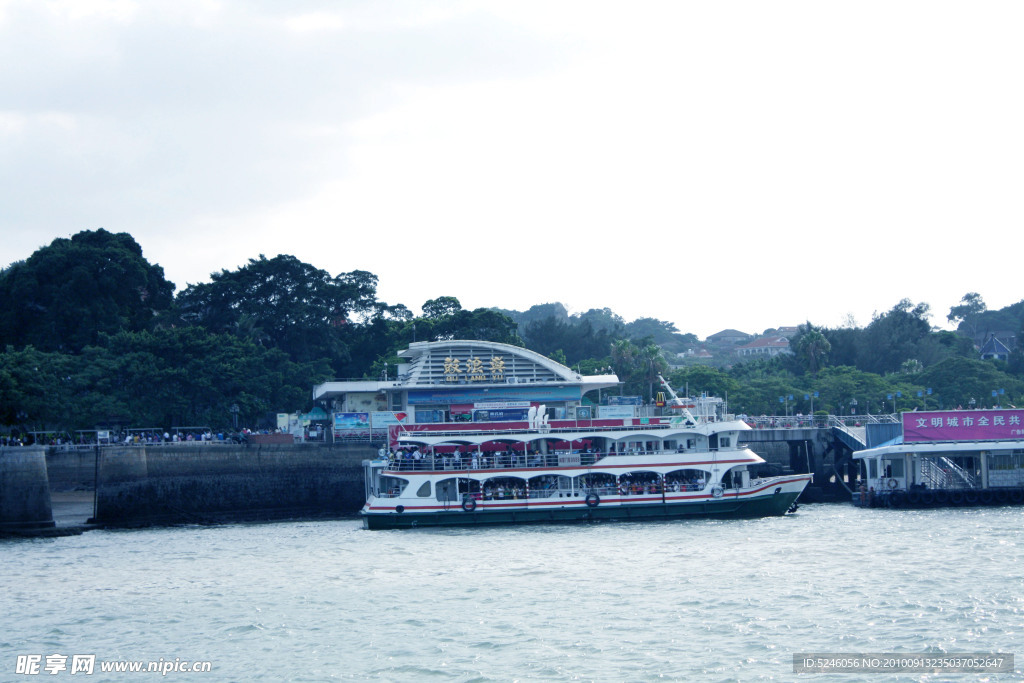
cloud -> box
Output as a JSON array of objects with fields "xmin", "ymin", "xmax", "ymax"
[
  {"xmin": 0, "ymin": 1, "xmax": 563, "ymax": 268},
  {"xmin": 2, "ymin": 0, "xmax": 1023, "ymax": 338}
]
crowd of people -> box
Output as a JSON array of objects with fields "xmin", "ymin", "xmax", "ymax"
[
  {"xmin": 382, "ymin": 445, "xmax": 608, "ymax": 471},
  {"xmin": 0, "ymin": 427, "xmax": 291, "ymax": 447}
]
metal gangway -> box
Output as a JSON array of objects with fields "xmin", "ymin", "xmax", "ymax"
[{"xmin": 920, "ymin": 456, "xmax": 977, "ymax": 489}]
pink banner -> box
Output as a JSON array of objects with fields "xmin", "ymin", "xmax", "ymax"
[{"xmin": 903, "ymin": 409, "xmax": 1024, "ymax": 442}]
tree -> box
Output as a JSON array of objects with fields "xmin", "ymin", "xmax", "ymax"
[
  {"xmin": 414, "ymin": 307, "xmax": 521, "ymax": 346},
  {"xmin": 422, "ymin": 296, "xmax": 462, "ymax": 318},
  {"xmin": 574, "ymin": 308, "xmax": 625, "ymax": 335},
  {"xmin": 668, "ymin": 365, "xmax": 741, "ymax": 400},
  {"xmin": 792, "ymin": 323, "xmax": 832, "ymax": 374},
  {"xmin": 522, "ymin": 316, "xmax": 572, "ymax": 358},
  {"xmin": 858, "ymin": 299, "xmax": 933, "ymax": 374},
  {"xmin": 522, "ymin": 316, "xmax": 619, "ymax": 365},
  {"xmin": 948, "ymin": 292, "xmax": 987, "ymax": 339},
  {"xmin": 625, "ymin": 317, "xmax": 698, "ymax": 355},
  {"xmin": 175, "ymin": 255, "xmax": 376, "ymax": 368},
  {"xmin": 639, "ymin": 342, "xmax": 669, "ymax": 402},
  {"xmin": 82, "ymin": 328, "xmax": 330, "ymax": 429},
  {"xmin": 0, "ymin": 345, "xmax": 78, "ymax": 430},
  {"xmin": 900, "ymin": 359, "xmax": 924, "ymax": 374},
  {"xmin": 918, "ymin": 357, "xmax": 1023, "ymax": 410},
  {"xmin": 0, "ymin": 229, "xmax": 175, "ymax": 353}
]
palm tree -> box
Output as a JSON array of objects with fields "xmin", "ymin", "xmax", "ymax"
[
  {"xmin": 794, "ymin": 324, "xmax": 831, "ymax": 374},
  {"xmin": 639, "ymin": 343, "xmax": 669, "ymax": 402}
]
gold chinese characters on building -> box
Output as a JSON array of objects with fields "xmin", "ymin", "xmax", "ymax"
[{"xmin": 444, "ymin": 356, "xmax": 505, "ymax": 382}]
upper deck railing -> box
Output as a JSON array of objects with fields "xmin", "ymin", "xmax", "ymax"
[{"xmin": 742, "ymin": 413, "xmax": 899, "ymax": 430}]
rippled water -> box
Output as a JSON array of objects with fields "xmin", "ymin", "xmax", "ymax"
[{"xmin": 3, "ymin": 505, "xmax": 1024, "ymax": 681}]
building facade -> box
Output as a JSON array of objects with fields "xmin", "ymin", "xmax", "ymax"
[{"xmin": 312, "ymin": 340, "xmax": 619, "ymax": 438}]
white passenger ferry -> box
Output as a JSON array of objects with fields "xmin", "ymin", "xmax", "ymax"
[{"xmin": 360, "ymin": 400, "xmax": 811, "ymax": 529}]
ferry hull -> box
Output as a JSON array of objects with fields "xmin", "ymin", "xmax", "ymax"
[{"xmin": 361, "ymin": 487, "xmax": 803, "ymax": 530}]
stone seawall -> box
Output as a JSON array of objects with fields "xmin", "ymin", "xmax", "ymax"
[
  {"xmin": 46, "ymin": 447, "xmax": 98, "ymax": 491},
  {"xmin": 95, "ymin": 443, "xmax": 374, "ymax": 525},
  {"xmin": 0, "ymin": 447, "xmax": 55, "ymax": 531}
]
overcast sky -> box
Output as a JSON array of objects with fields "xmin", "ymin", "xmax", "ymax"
[{"xmin": 2, "ymin": 0, "xmax": 1022, "ymax": 339}]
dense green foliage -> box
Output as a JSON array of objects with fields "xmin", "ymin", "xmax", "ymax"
[
  {"xmin": 0, "ymin": 230, "xmax": 175, "ymax": 353},
  {"xmin": 2, "ymin": 230, "xmax": 1023, "ymax": 436}
]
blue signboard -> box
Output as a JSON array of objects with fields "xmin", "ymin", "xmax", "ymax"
[
  {"xmin": 607, "ymin": 395, "xmax": 643, "ymax": 406},
  {"xmin": 472, "ymin": 408, "xmax": 529, "ymax": 422}
]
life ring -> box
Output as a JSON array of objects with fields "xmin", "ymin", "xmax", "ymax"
[
  {"xmin": 711, "ymin": 486, "xmax": 724, "ymax": 499},
  {"xmin": 462, "ymin": 497, "xmax": 477, "ymax": 512},
  {"xmin": 585, "ymin": 493, "xmax": 600, "ymax": 508},
  {"xmin": 888, "ymin": 478, "xmax": 899, "ymax": 489}
]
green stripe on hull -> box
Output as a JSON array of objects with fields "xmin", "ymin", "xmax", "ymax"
[{"xmin": 362, "ymin": 492, "xmax": 800, "ymax": 530}]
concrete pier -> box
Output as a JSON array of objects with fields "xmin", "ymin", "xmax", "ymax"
[
  {"xmin": 93, "ymin": 443, "xmax": 373, "ymax": 525},
  {"xmin": 0, "ymin": 447, "xmax": 55, "ymax": 532}
]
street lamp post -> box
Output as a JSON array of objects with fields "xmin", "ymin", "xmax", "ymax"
[
  {"xmin": 779, "ymin": 396, "xmax": 790, "ymax": 419},
  {"xmin": 230, "ymin": 404, "xmax": 240, "ymax": 431},
  {"xmin": 804, "ymin": 391, "xmax": 819, "ymax": 417},
  {"xmin": 598, "ymin": 366, "xmax": 612, "ymax": 405}
]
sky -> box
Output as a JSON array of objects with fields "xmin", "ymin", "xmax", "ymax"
[{"xmin": 2, "ymin": 0, "xmax": 1022, "ymax": 340}]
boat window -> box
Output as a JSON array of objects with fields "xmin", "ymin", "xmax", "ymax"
[
  {"xmin": 720, "ymin": 436, "xmax": 731, "ymax": 447},
  {"xmin": 617, "ymin": 472, "xmax": 663, "ymax": 494},
  {"xmin": 664, "ymin": 468, "xmax": 710, "ymax": 492},
  {"xmin": 723, "ymin": 466, "xmax": 749, "ymax": 488},
  {"xmin": 989, "ymin": 452, "xmax": 1024, "ymax": 470},
  {"xmin": 482, "ymin": 476, "xmax": 527, "ymax": 500},
  {"xmin": 380, "ymin": 476, "xmax": 409, "ymax": 497},
  {"xmin": 435, "ymin": 478, "xmax": 458, "ymax": 502},
  {"xmin": 868, "ymin": 460, "xmax": 877, "ymax": 479},
  {"xmin": 528, "ymin": 474, "xmax": 572, "ymax": 498},
  {"xmin": 417, "ymin": 481, "xmax": 431, "ymax": 497},
  {"xmin": 577, "ymin": 473, "xmax": 616, "ymax": 495},
  {"xmin": 883, "ymin": 459, "xmax": 904, "ymax": 478}
]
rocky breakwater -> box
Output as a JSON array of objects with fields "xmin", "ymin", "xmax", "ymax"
[
  {"xmin": 0, "ymin": 446, "xmax": 55, "ymax": 532},
  {"xmin": 95, "ymin": 442, "xmax": 374, "ymax": 526}
]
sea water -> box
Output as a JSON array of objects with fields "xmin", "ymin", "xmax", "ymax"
[{"xmin": 2, "ymin": 505, "xmax": 1023, "ymax": 681}]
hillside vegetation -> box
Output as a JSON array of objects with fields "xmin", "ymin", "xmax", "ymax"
[{"xmin": 2, "ymin": 230, "xmax": 1022, "ymax": 436}]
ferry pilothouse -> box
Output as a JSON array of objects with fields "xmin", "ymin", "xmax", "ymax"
[{"xmin": 360, "ymin": 396, "xmax": 811, "ymax": 529}]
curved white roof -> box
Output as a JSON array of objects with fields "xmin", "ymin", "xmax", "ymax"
[
  {"xmin": 312, "ymin": 339, "xmax": 618, "ymax": 402},
  {"xmin": 397, "ymin": 340, "xmax": 585, "ymax": 386}
]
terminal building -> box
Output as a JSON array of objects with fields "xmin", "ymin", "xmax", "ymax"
[{"xmin": 312, "ymin": 340, "xmax": 620, "ymax": 438}]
